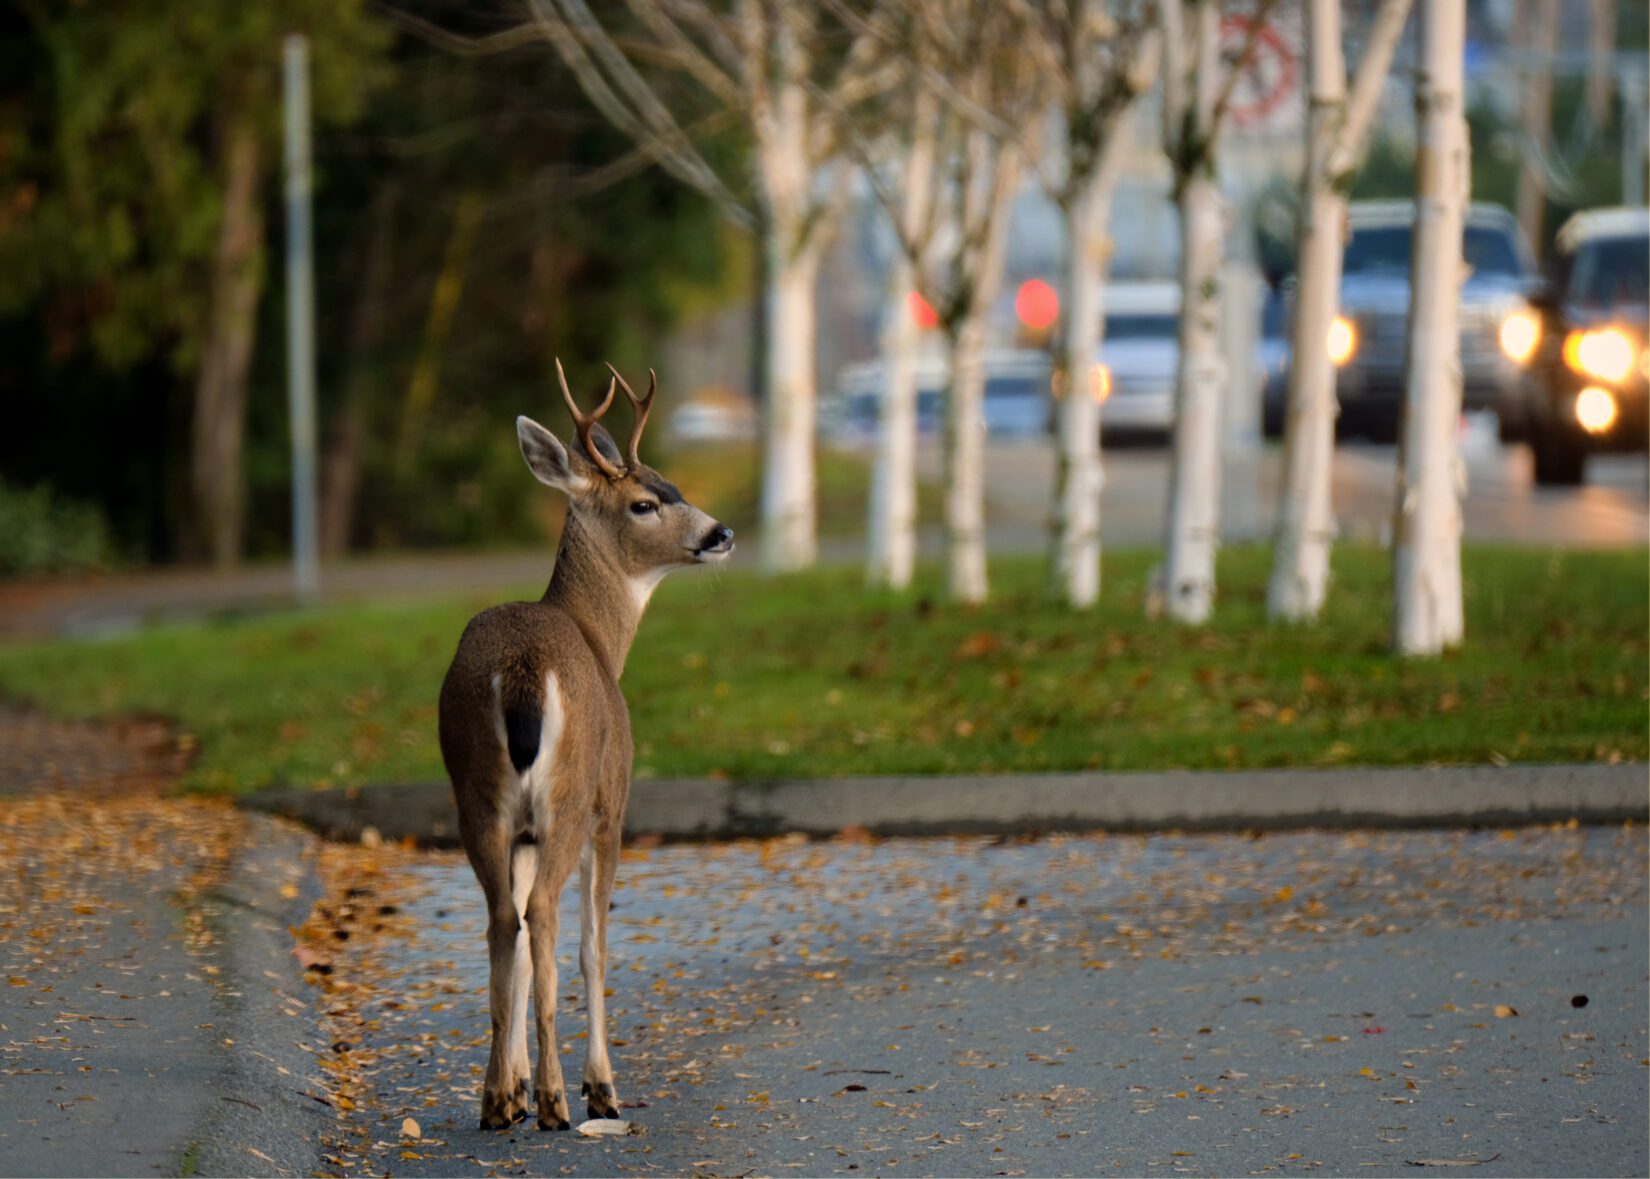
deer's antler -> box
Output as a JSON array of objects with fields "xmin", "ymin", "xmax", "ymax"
[
  {"xmin": 605, "ymin": 363, "xmax": 657, "ymax": 471},
  {"xmin": 555, "ymin": 358, "xmax": 625, "ymax": 481}
]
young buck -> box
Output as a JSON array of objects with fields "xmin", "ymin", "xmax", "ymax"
[{"xmin": 438, "ymin": 362, "xmax": 733, "ymax": 1130}]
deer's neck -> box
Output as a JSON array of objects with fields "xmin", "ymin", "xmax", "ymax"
[{"xmin": 542, "ymin": 514, "xmax": 653, "ymax": 679}]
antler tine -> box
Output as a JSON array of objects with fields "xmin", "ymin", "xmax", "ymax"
[
  {"xmin": 606, "ymin": 363, "xmax": 657, "ymax": 471},
  {"xmin": 555, "ymin": 358, "xmax": 624, "ymax": 480}
]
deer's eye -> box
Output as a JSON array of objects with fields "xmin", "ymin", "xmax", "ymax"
[{"xmin": 629, "ymin": 500, "xmax": 658, "ymax": 516}]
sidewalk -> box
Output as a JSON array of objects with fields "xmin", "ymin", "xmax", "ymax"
[
  {"xmin": 0, "ymin": 549, "xmax": 553, "ymax": 641},
  {"xmin": 0, "ymin": 708, "xmax": 331, "ymax": 1179}
]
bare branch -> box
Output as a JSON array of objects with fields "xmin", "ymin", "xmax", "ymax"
[
  {"xmin": 621, "ymin": 0, "xmax": 744, "ymax": 106},
  {"xmin": 818, "ymin": 0, "xmax": 1015, "ymax": 139},
  {"xmin": 526, "ymin": 0, "xmax": 755, "ymax": 227},
  {"xmin": 655, "ymin": 0, "xmax": 744, "ymax": 74},
  {"xmin": 1158, "ymin": 0, "xmax": 1189, "ymax": 145},
  {"xmin": 382, "ymin": 9, "xmax": 546, "ymax": 56},
  {"xmin": 1330, "ymin": 0, "xmax": 1414, "ymax": 175}
]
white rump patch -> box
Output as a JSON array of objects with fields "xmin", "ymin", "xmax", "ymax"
[{"xmin": 493, "ymin": 671, "xmax": 564, "ymax": 845}]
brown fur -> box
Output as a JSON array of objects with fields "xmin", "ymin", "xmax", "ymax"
[{"xmin": 438, "ymin": 384, "xmax": 730, "ymax": 1130}]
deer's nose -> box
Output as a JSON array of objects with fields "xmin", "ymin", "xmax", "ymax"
[{"xmin": 699, "ymin": 524, "xmax": 734, "ymax": 554}]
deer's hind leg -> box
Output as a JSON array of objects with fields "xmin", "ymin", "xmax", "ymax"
[
  {"xmin": 579, "ymin": 819, "xmax": 623, "ymax": 1118},
  {"xmin": 461, "ymin": 807, "xmax": 531, "ymax": 1129},
  {"xmin": 526, "ymin": 817, "xmax": 585, "ymax": 1130}
]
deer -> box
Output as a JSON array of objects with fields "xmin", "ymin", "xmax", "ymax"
[{"xmin": 438, "ymin": 361, "xmax": 733, "ymax": 1131}]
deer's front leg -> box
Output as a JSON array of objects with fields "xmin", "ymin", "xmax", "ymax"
[
  {"xmin": 527, "ymin": 858, "xmax": 574, "ymax": 1130},
  {"xmin": 579, "ymin": 829, "xmax": 623, "ymax": 1118}
]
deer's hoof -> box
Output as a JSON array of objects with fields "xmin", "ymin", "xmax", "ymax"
[
  {"xmin": 479, "ymin": 1080, "xmax": 529, "ymax": 1129},
  {"xmin": 582, "ymin": 1079, "xmax": 622, "ymax": 1120},
  {"xmin": 536, "ymin": 1087, "xmax": 571, "ymax": 1131}
]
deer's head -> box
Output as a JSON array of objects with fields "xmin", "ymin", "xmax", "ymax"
[{"xmin": 516, "ymin": 362, "xmax": 734, "ymax": 587}]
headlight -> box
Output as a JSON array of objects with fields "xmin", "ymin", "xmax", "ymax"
[
  {"xmin": 1565, "ymin": 328, "xmax": 1636, "ymax": 383},
  {"xmin": 1498, "ymin": 310, "xmax": 1541, "ymax": 364},
  {"xmin": 1574, "ymin": 386, "xmax": 1618, "ymax": 434},
  {"xmin": 1089, "ymin": 363, "xmax": 1112, "ymax": 403},
  {"xmin": 1327, "ymin": 316, "xmax": 1357, "ymax": 366}
]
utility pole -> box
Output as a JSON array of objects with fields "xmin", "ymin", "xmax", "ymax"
[{"xmin": 284, "ymin": 33, "xmax": 320, "ymax": 603}]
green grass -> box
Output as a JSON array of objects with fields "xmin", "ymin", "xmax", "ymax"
[{"xmin": 0, "ymin": 545, "xmax": 1643, "ymax": 793}]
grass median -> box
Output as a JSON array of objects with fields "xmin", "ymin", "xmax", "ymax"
[{"xmin": 0, "ymin": 544, "xmax": 1642, "ymax": 793}]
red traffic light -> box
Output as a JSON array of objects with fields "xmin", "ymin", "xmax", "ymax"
[{"xmin": 1015, "ymin": 279, "xmax": 1059, "ymax": 331}]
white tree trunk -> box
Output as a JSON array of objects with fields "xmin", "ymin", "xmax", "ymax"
[
  {"xmin": 1393, "ymin": 0, "xmax": 1468, "ymax": 655},
  {"xmin": 944, "ymin": 310, "xmax": 990, "ymax": 602},
  {"xmin": 1268, "ymin": 0, "xmax": 1348, "ymax": 621},
  {"xmin": 1159, "ymin": 171, "xmax": 1226, "ymax": 623},
  {"xmin": 1051, "ymin": 178, "xmax": 1115, "ymax": 608},
  {"xmin": 867, "ymin": 254, "xmax": 922, "ymax": 588},
  {"xmin": 753, "ymin": 69, "xmax": 824, "ymax": 576},
  {"xmin": 867, "ymin": 103, "xmax": 938, "ymax": 590},
  {"xmin": 942, "ymin": 140, "xmax": 1021, "ymax": 604},
  {"xmin": 760, "ymin": 231, "xmax": 821, "ymax": 573}
]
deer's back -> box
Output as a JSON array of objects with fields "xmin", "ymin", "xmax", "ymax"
[{"xmin": 438, "ymin": 601, "xmax": 629, "ymax": 809}]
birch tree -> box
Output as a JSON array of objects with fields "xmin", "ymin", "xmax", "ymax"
[
  {"xmin": 924, "ymin": 2, "xmax": 1045, "ymax": 603},
  {"xmin": 1154, "ymin": 0, "xmax": 1277, "ymax": 623},
  {"xmin": 526, "ymin": 0, "xmax": 887, "ymax": 573},
  {"xmin": 1034, "ymin": 0, "xmax": 1158, "ymax": 608},
  {"xmin": 864, "ymin": 78, "xmax": 941, "ymax": 591},
  {"xmin": 1392, "ymin": 0, "xmax": 1468, "ymax": 655},
  {"xmin": 1266, "ymin": 0, "xmax": 1412, "ymax": 622},
  {"xmin": 842, "ymin": 0, "xmax": 1045, "ymax": 602}
]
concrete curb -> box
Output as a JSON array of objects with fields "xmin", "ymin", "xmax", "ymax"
[
  {"xmin": 243, "ymin": 763, "xmax": 1649, "ymax": 846},
  {"xmin": 193, "ymin": 812, "xmax": 332, "ymax": 1179}
]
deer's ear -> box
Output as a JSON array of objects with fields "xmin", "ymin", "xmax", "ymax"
[
  {"xmin": 577, "ymin": 422, "xmax": 626, "ymax": 472},
  {"xmin": 517, "ymin": 416, "xmax": 592, "ymax": 495}
]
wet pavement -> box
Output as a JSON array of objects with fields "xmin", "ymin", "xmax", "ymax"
[{"xmin": 319, "ymin": 824, "xmax": 1648, "ymax": 1178}]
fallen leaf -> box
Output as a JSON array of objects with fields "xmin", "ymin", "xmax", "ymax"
[
  {"xmin": 576, "ymin": 1118, "xmax": 637, "ymax": 1137},
  {"xmin": 292, "ymin": 945, "xmax": 331, "ymax": 972},
  {"xmin": 1493, "ymin": 1005, "xmax": 1518, "ymax": 1019},
  {"xmin": 401, "ymin": 1117, "xmax": 421, "ymax": 1140},
  {"xmin": 1406, "ymin": 1153, "xmax": 1502, "ymax": 1167}
]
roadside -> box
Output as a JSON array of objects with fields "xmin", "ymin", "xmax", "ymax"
[
  {"xmin": 2, "ymin": 440, "xmax": 1643, "ymax": 644},
  {"xmin": 0, "ymin": 706, "xmax": 333, "ymax": 1179},
  {"xmin": 245, "ymin": 762, "xmax": 1650, "ymax": 847},
  {"xmin": 3, "ymin": 546, "xmax": 1643, "ymax": 793},
  {"xmin": 309, "ymin": 823, "xmax": 1649, "ymax": 1178}
]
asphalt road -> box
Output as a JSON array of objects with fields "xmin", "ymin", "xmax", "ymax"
[
  {"xmin": 323, "ymin": 824, "xmax": 1649, "ymax": 1178},
  {"xmin": 970, "ymin": 426, "xmax": 1649, "ymax": 554}
]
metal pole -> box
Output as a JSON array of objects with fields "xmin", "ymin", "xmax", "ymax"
[
  {"xmin": 1622, "ymin": 65, "xmax": 1647, "ymax": 207},
  {"xmin": 284, "ymin": 33, "xmax": 320, "ymax": 602}
]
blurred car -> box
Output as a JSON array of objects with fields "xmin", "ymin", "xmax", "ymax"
[
  {"xmin": 1090, "ymin": 282, "xmax": 1180, "ymax": 440},
  {"xmin": 828, "ymin": 349, "xmax": 1052, "ymax": 443},
  {"xmin": 1256, "ymin": 284, "xmax": 1291, "ymax": 436},
  {"xmin": 665, "ymin": 397, "xmax": 758, "ymax": 443},
  {"xmin": 1508, "ymin": 207, "xmax": 1649, "ymax": 485},
  {"xmin": 1265, "ymin": 200, "xmax": 1539, "ymax": 441}
]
